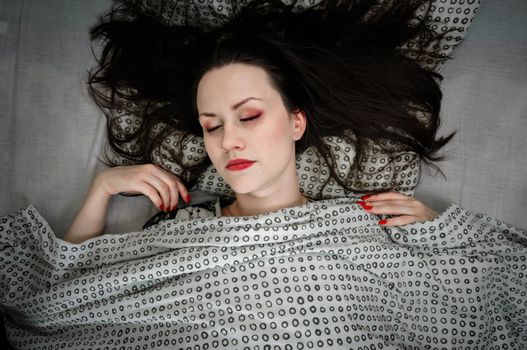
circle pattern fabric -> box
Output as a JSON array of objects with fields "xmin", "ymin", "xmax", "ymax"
[{"xmin": 1, "ymin": 199, "xmax": 526, "ymax": 349}]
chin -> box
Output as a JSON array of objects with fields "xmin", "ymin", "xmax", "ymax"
[
  {"xmin": 224, "ymin": 177, "xmax": 262, "ymax": 195},
  {"xmin": 226, "ymin": 183, "xmax": 258, "ymax": 195}
]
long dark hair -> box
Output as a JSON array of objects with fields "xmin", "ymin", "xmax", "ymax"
[{"xmin": 87, "ymin": 0, "xmax": 456, "ymax": 194}]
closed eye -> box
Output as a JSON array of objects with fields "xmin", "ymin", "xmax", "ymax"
[
  {"xmin": 205, "ymin": 114, "xmax": 261, "ymax": 133},
  {"xmin": 241, "ymin": 114, "xmax": 261, "ymax": 122},
  {"xmin": 206, "ymin": 125, "xmax": 221, "ymax": 133}
]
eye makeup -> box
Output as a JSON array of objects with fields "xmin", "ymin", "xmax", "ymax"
[
  {"xmin": 240, "ymin": 112, "xmax": 262, "ymax": 122},
  {"xmin": 202, "ymin": 110, "xmax": 263, "ymax": 133},
  {"xmin": 241, "ymin": 109, "xmax": 262, "ymax": 120}
]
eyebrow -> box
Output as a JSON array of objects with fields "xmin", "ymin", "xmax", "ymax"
[{"xmin": 198, "ymin": 97, "xmax": 262, "ymax": 118}]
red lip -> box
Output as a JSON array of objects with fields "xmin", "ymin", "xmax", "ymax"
[{"xmin": 226, "ymin": 158, "xmax": 255, "ymax": 171}]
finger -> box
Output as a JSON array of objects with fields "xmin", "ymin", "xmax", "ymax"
[
  {"xmin": 361, "ymin": 199, "xmax": 439, "ymax": 222},
  {"xmin": 149, "ymin": 165, "xmax": 187, "ymax": 210},
  {"xmin": 168, "ymin": 179, "xmax": 180, "ymax": 210},
  {"xmin": 161, "ymin": 175, "xmax": 180, "ymax": 211},
  {"xmin": 137, "ymin": 181, "xmax": 164, "ymax": 210},
  {"xmin": 165, "ymin": 178, "xmax": 188, "ymax": 209},
  {"xmin": 174, "ymin": 180, "xmax": 191, "ymax": 206},
  {"xmin": 362, "ymin": 191, "xmax": 411, "ymax": 203},
  {"xmin": 143, "ymin": 174, "xmax": 171, "ymax": 211},
  {"xmin": 164, "ymin": 177, "xmax": 186, "ymax": 211},
  {"xmin": 359, "ymin": 200, "xmax": 416, "ymax": 216},
  {"xmin": 379, "ymin": 215, "xmax": 420, "ymax": 227}
]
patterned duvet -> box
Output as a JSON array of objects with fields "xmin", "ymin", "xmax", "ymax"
[{"xmin": 0, "ymin": 197, "xmax": 526, "ymax": 349}]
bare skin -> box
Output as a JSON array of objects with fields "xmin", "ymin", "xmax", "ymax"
[
  {"xmin": 196, "ymin": 63, "xmax": 308, "ymax": 218},
  {"xmin": 63, "ymin": 164, "xmax": 190, "ymax": 244},
  {"xmin": 359, "ymin": 191, "xmax": 438, "ymax": 226}
]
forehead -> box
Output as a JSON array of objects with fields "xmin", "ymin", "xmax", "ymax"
[{"xmin": 196, "ymin": 63, "xmax": 277, "ymax": 109}]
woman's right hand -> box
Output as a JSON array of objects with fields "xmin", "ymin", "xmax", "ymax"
[{"xmin": 93, "ymin": 164, "xmax": 191, "ymax": 211}]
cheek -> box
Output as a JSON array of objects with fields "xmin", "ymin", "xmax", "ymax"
[
  {"xmin": 204, "ymin": 136, "xmax": 220, "ymax": 161},
  {"xmin": 265, "ymin": 117, "xmax": 293, "ymax": 146},
  {"xmin": 253, "ymin": 124, "xmax": 291, "ymax": 160}
]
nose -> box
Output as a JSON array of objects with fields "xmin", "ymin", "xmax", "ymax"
[{"xmin": 221, "ymin": 123, "xmax": 245, "ymax": 151}]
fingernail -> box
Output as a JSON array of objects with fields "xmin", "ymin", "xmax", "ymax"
[
  {"xmin": 185, "ymin": 194, "xmax": 191, "ymax": 204},
  {"xmin": 358, "ymin": 201, "xmax": 372, "ymax": 210},
  {"xmin": 160, "ymin": 204, "xmax": 164, "ymax": 211},
  {"xmin": 379, "ymin": 219, "xmax": 387, "ymax": 225},
  {"xmin": 361, "ymin": 194, "xmax": 372, "ymax": 200}
]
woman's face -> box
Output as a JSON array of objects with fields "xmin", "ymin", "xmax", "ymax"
[{"xmin": 196, "ymin": 63, "xmax": 306, "ymax": 196}]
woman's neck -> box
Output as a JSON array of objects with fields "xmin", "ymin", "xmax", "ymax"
[
  {"xmin": 221, "ymin": 150, "xmax": 309, "ymax": 217},
  {"xmin": 223, "ymin": 190, "xmax": 309, "ymax": 217}
]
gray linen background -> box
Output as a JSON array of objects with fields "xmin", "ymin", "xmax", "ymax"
[{"xmin": 0, "ymin": 0, "xmax": 526, "ymax": 237}]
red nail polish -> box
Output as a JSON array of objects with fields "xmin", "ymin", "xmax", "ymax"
[
  {"xmin": 379, "ymin": 219, "xmax": 387, "ymax": 225},
  {"xmin": 361, "ymin": 194, "xmax": 372, "ymax": 200},
  {"xmin": 160, "ymin": 204, "xmax": 164, "ymax": 211},
  {"xmin": 358, "ymin": 202, "xmax": 372, "ymax": 210},
  {"xmin": 185, "ymin": 194, "xmax": 191, "ymax": 204}
]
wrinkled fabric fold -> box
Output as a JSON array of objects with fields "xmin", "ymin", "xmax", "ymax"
[{"xmin": 1, "ymin": 198, "xmax": 526, "ymax": 349}]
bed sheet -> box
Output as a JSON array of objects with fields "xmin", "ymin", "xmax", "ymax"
[{"xmin": 1, "ymin": 198, "xmax": 526, "ymax": 348}]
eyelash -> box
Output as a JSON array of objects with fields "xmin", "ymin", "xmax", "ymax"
[{"xmin": 206, "ymin": 114, "xmax": 261, "ymax": 133}]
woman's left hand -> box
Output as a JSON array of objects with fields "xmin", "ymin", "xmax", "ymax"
[{"xmin": 358, "ymin": 191, "xmax": 438, "ymax": 226}]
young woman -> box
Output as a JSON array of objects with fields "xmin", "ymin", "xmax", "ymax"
[
  {"xmin": 64, "ymin": 0, "xmax": 447, "ymax": 243},
  {"xmin": 2, "ymin": 1, "xmax": 526, "ymax": 348}
]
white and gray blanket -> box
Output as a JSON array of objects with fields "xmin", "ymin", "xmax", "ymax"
[{"xmin": 1, "ymin": 198, "xmax": 526, "ymax": 349}]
